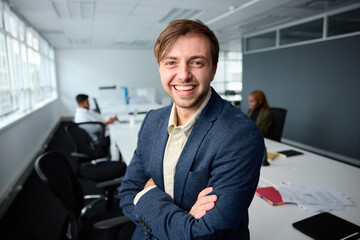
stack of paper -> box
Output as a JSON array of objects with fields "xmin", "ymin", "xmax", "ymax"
[{"xmin": 277, "ymin": 185, "xmax": 354, "ymax": 212}]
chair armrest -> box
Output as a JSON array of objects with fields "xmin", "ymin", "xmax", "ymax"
[
  {"xmin": 71, "ymin": 152, "xmax": 89, "ymax": 158},
  {"xmin": 96, "ymin": 176, "xmax": 124, "ymax": 189},
  {"xmin": 81, "ymin": 197, "xmax": 105, "ymax": 216},
  {"xmin": 93, "ymin": 216, "xmax": 131, "ymax": 230},
  {"xmin": 90, "ymin": 157, "xmax": 109, "ymax": 165}
]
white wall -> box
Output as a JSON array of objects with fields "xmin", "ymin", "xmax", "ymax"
[
  {"xmin": 0, "ymin": 100, "xmax": 60, "ymax": 204},
  {"xmin": 56, "ymin": 48, "xmax": 166, "ymax": 117}
]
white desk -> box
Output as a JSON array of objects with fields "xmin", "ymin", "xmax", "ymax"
[
  {"xmin": 108, "ymin": 125, "xmax": 360, "ymax": 239},
  {"xmin": 109, "ymin": 121, "xmax": 141, "ymax": 165},
  {"xmin": 101, "ymin": 103, "xmax": 164, "ymax": 116},
  {"xmin": 249, "ymin": 139, "xmax": 360, "ymax": 240}
]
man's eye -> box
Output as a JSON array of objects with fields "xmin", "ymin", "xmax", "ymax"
[
  {"xmin": 166, "ymin": 61, "xmax": 175, "ymax": 65},
  {"xmin": 192, "ymin": 61, "xmax": 203, "ymax": 66}
]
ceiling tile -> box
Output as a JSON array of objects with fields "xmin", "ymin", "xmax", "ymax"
[
  {"xmin": 94, "ymin": 12, "xmax": 128, "ymax": 21},
  {"xmin": 6, "ymin": 0, "xmax": 360, "ymax": 49},
  {"xmin": 20, "ymin": 9, "xmax": 58, "ymax": 19},
  {"xmin": 9, "ymin": 0, "xmax": 53, "ymax": 11},
  {"xmin": 132, "ymin": 5, "xmax": 173, "ymax": 15},
  {"xmin": 96, "ymin": 2, "xmax": 136, "ymax": 14}
]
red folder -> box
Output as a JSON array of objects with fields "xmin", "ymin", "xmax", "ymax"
[{"xmin": 255, "ymin": 186, "xmax": 285, "ymax": 206}]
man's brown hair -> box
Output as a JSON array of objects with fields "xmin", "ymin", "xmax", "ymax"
[{"xmin": 154, "ymin": 19, "xmax": 219, "ymax": 66}]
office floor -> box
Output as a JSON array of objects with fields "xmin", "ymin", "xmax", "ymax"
[{"xmin": 0, "ymin": 121, "xmax": 104, "ymax": 240}]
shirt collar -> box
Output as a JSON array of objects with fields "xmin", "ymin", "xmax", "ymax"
[
  {"xmin": 76, "ymin": 107, "xmax": 88, "ymax": 112},
  {"xmin": 168, "ymin": 89, "xmax": 212, "ymax": 136}
]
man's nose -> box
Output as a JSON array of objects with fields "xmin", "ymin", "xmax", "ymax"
[{"xmin": 177, "ymin": 63, "xmax": 191, "ymax": 82}]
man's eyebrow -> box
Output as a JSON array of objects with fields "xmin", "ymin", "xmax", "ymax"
[
  {"xmin": 161, "ymin": 55, "xmax": 208, "ymax": 62},
  {"xmin": 162, "ymin": 56, "xmax": 177, "ymax": 61},
  {"xmin": 190, "ymin": 55, "xmax": 207, "ymax": 60}
]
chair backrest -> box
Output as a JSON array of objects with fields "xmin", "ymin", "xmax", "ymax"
[
  {"xmin": 65, "ymin": 122, "xmax": 107, "ymax": 161},
  {"xmin": 93, "ymin": 97, "xmax": 101, "ymax": 114},
  {"xmin": 34, "ymin": 151, "xmax": 84, "ymax": 239},
  {"xmin": 267, "ymin": 107, "xmax": 287, "ymax": 142}
]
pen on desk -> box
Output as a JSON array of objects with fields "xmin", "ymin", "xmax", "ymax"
[{"xmin": 339, "ymin": 232, "xmax": 360, "ymax": 240}]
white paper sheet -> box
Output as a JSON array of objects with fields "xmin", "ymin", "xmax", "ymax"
[{"xmin": 277, "ymin": 185, "xmax": 354, "ymax": 212}]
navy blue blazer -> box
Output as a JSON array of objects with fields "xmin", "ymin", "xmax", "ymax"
[{"xmin": 119, "ymin": 89, "xmax": 264, "ymax": 240}]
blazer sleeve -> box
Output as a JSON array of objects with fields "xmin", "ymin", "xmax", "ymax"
[
  {"xmin": 118, "ymin": 112, "xmax": 153, "ymax": 226},
  {"xmin": 127, "ymin": 122, "xmax": 264, "ymax": 239}
]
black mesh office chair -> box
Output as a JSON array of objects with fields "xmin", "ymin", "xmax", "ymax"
[
  {"xmin": 34, "ymin": 151, "xmax": 135, "ymax": 240},
  {"xmin": 65, "ymin": 122, "xmax": 126, "ymax": 181},
  {"xmin": 267, "ymin": 107, "xmax": 287, "ymax": 142},
  {"xmin": 65, "ymin": 121, "xmax": 109, "ymax": 162}
]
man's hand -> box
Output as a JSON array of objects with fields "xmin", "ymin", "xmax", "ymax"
[
  {"xmin": 144, "ymin": 178, "xmax": 155, "ymax": 189},
  {"xmin": 189, "ymin": 187, "xmax": 217, "ymax": 219},
  {"xmin": 105, "ymin": 116, "xmax": 118, "ymax": 125}
]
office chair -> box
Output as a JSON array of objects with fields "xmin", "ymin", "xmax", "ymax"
[
  {"xmin": 267, "ymin": 107, "xmax": 287, "ymax": 142},
  {"xmin": 65, "ymin": 121, "xmax": 109, "ymax": 162},
  {"xmin": 65, "ymin": 122, "xmax": 127, "ymax": 208},
  {"xmin": 34, "ymin": 151, "xmax": 135, "ymax": 240},
  {"xmin": 93, "ymin": 97, "xmax": 101, "ymax": 114}
]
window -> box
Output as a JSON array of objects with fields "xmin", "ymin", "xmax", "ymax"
[
  {"xmin": 0, "ymin": 33, "xmax": 11, "ymax": 116},
  {"xmin": 0, "ymin": 2, "xmax": 57, "ymax": 128},
  {"xmin": 280, "ymin": 19, "xmax": 323, "ymax": 45},
  {"xmin": 246, "ymin": 31, "xmax": 276, "ymax": 51},
  {"xmin": 328, "ymin": 8, "xmax": 360, "ymax": 37},
  {"xmin": 244, "ymin": 7, "xmax": 360, "ymax": 53},
  {"xmin": 212, "ymin": 51, "xmax": 242, "ymax": 96}
]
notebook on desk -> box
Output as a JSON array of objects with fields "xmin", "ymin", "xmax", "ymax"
[
  {"xmin": 293, "ymin": 212, "xmax": 360, "ymax": 240},
  {"xmin": 277, "ymin": 149, "xmax": 303, "ymax": 158},
  {"xmin": 255, "ymin": 186, "xmax": 286, "ymax": 206}
]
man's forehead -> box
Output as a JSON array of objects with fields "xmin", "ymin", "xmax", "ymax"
[{"xmin": 162, "ymin": 36, "xmax": 211, "ymax": 57}]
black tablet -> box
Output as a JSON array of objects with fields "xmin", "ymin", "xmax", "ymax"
[{"xmin": 293, "ymin": 212, "xmax": 360, "ymax": 240}]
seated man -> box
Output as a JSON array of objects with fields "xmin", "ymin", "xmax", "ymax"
[{"xmin": 74, "ymin": 94, "xmax": 117, "ymax": 147}]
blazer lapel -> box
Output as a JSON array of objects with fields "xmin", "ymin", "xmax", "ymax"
[
  {"xmin": 150, "ymin": 107, "xmax": 171, "ymax": 191},
  {"xmin": 173, "ymin": 89, "xmax": 223, "ymax": 205}
]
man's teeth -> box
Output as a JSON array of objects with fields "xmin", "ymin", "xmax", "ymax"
[{"xmin": 175, "ymin": 85, "xmax": 195, "ymax": 91}]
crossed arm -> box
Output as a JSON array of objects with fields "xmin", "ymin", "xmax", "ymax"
[
  {"xmin": 144, "ymin": 178, "xmax": 217, "ymax": 219},
  {"xmin": 119, "ymin": 139, "xmax": 263, "ymax": 239},
  {"xmin": 119, "ymin": 112, "xmax": 264, "ymax": 239}
]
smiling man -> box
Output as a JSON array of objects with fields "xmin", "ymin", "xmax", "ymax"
[{"xmin": 119, "ymin": 19, "xmax": 264, "ymax": 240}]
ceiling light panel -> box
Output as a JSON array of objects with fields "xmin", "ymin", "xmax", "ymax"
[
  {"xmin": 51, "ymin": 1, "xmax": 70, "ymax": 18},
  {"xmin": 67, "ymin": 1, "xmax": 81, "ymax": 19},
  {"xmin": 68, "ymin": 37, "xmax": 92, "ymax": 45},
  {"xmin": 159, "ymin": 8, "xmax": 204, "ymax": 23},
  {"xmin": 96, "ymin": 2, "xmax": 136, "ymax": 14},
  {"xmin": 81, "ymin": 2, "xmax": 95, "ymax": 20}
]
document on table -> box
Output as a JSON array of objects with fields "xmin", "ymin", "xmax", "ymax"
[{"xmin": 277, "ymin": 185, "xmax": 354, "ymax": 212}]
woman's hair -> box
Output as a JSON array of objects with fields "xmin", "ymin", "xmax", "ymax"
[
  {"xmin": 153, "ymin": 19, "xmax": 219, "ymax": 66},
  {"xmin": 250, "ymin": 90, "xmax": 270, "ymax": 109}
]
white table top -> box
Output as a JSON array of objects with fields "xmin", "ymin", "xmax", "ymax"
[
  {"xmin": 109, "ymin": 121, "xmax": 141, "ymax": 165},
  {"xmin": 101, "ymin": 103, "xmax": 165, "ymax": 116},
  {"xmin": 109, "ymin": 123, "xmax": 360, "ymax": 239},
  {"xmin": 249, "ymin": 139, "xmax": 360, "ymax": 240}
]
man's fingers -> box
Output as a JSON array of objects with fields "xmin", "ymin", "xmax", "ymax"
[
  {"xmin": 198, "ymin": 187, "xmax": 213, "ymax": 199},
  {"xmin": 189, "ymin": 187, "xmax": 217, "ymax": 219},
  {"xmin": 189, "ymin": 196, "xmax": 217, "ymax": 219},
  {"xmin": 193, "ymin": 210, "xmax": 207, "ymax": 219},
  {"xmin": 196, "ymin": 195, "xmax": 217, "ymax": 206},
  {"xmin": 192, "ymin": 202, "xmax": 215, "ymax": 219}
]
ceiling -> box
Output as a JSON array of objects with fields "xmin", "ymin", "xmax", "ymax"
[{"xmin": 5, "ymin": 0, "xmax": 360, "ymax": 51}]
